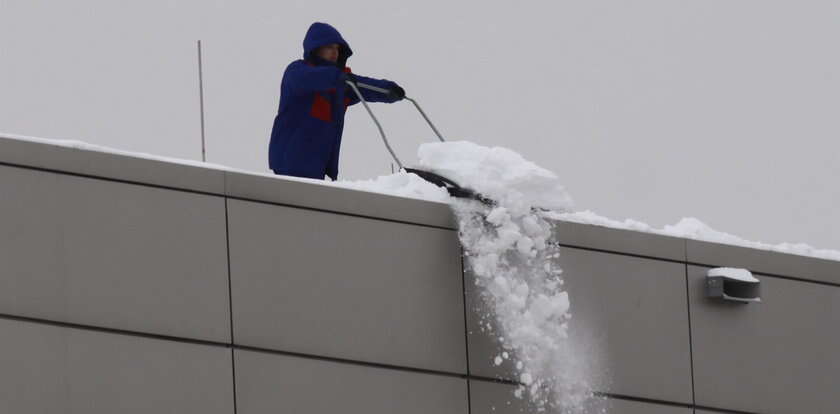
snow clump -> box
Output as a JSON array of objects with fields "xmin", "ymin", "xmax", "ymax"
[
  {"xmin": 417, "ymin": 141, "xmax": 573, "ymax": 215},
  {"xmin": 419, "ymin": 141, "xmax": 596, "ymax": 412}
]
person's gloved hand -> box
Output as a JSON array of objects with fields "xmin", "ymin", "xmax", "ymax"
[
  {"xmin": 388, "ymin": 84, "xmax": 406, "ymax": 101},
  {"xmin": 339, "ymin": 71, "xmax": 357, "ymax": 84}
]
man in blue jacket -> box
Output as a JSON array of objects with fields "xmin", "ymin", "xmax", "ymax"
[{"xmin": 269, "ymin": 22, "xmax": 405, "ymax": 180}]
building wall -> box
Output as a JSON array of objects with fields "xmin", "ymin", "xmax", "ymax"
[{"xmin": 1, "ymin": 135, "xmax": 838, "ymax": 414}]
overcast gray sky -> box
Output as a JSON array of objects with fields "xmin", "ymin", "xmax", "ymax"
[{"xmin": 2, "ymin": 0, "xmax": 838, "ymax": 249}]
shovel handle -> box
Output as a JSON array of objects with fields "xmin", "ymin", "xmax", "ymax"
[
  {"xmin": 354, "ymin": 82, "xmax": 446, "ymax": 143},
  {"xmin": 404, "ymin": 97, "xmax": 445, "ymax": 142},
  {"xmin": 355, "ymin": 82, "xmax": 390, "ymax": 95},
  {"xmin": 345, "ymin": 80, "xmax": 404, "ymax": 169}
]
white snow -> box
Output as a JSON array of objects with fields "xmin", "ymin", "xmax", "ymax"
[
  {"xmin": 0, "ymin": 132, "xmax": 451, "ymax": 203},
  {"xmin": 418, "ymin": 142, "xmax": 593, "ymax": 411},
  {"xmin": 551, "ymin": 211, "xmax": 840, "ymax": 262},
  {"xmin": 414, "ymin": 141, "xmax": 840, "ymax": 263},
  {"xmin": 338, "ymin": 170, "xmax": 451, "ymax": 203},
  {"xmin": 0, "ymin": 132, "xmax": 240, "ymax": 173},
  {"xmin": 708, "ymin": 267, "xmax": 759, "ymax": 283},
  {"xmin": 417, "ymin": 141, "xmax": 574, "ymax": 215},
  {"xmin": 455, "ymin": 197, "xmax": 591, "ymax": 412},
  {"xmin": 5, "ymin": 131, "xmax": 840, "ymax": 263}
]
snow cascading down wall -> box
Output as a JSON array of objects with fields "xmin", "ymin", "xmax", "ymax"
[{"xmin": 1, "ymin": 134, "xmax": 839, "ymax": 414}]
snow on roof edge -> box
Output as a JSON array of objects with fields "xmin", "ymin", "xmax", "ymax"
[
  {"xmin": 2, "ymin": 132, "xmax": 838, "ymax": 262},
  {"xmin": 549, "ymin": 210, "xmax": 840, "ymax": 263},
  {"xmin": 0, "ymin": 131, "xmax": 452, "ymax": 205}
]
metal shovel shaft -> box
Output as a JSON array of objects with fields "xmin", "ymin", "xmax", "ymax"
[
  {"xmin": 354, "ymin": 82, "xmax": 446, "ymax": 142},
  {"xmin": 346, "ymin": 80, "xmax": 448, "ymax": 170},
  {"xmin": 404, "ymin": 97, "xmax": 445, "ymax": 143},
  {"xmin": 345, "ymin": 80, "xmax": 404, "ymax": 169}
]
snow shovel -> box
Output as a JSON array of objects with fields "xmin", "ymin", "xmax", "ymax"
[{"xmin": 345, "ymin": 80, "xmax": 493, "ymax": 205}]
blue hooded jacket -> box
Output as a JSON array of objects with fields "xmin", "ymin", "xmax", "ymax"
[{"xmin": 269, "ymin": 22, "xmax": 400, "ymax": 180}]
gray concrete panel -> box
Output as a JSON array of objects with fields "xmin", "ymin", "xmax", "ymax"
[
  {"xmin": 467, "ymin": 247, "xmax": 693, "ymax": 404},
  {"xmin": 235, "ymin": 349, "xmax": 467, "ymax": 414},
  {"xmin": 688, "ymin": 265, "xmax": 840, "ymax": 413},
  {"xmin": 469, "ymin": 379, "xmax": 692, "ymax": 414},
  {"xmin": 0, "ymin": 135, "xmax": 225, "ymax": 194},
  {"xmin": 0, "ymin": 165, "xmax": 231, "ymax": 342},
  {"xmin": 0, "ymin": 318, "xmax": 234, "ymax": 414},
  {"xmin": 553, "ymin": 220, "xmax": 686, "ymax": 261},
  {"xmin": 224, "ymin": 170, "xmax": 456, "ymax": 229},
  {"xmin": 687, "ymin": 239, "xmax": 840, "ymax": 285},
  {"xmin": 228, "ymin": 199, "xmax": 466, "ymax": 373}
]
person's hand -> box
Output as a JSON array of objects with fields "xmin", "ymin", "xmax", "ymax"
[
  {"xmin": 339, "ymin": 71, "xmax": 357, "ymax": 85},
  {"xmin": 388, "ymin": 84, "xmax": 406, "ymax": 100}
]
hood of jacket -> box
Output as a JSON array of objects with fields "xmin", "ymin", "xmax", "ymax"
[{"xmin": 302, "ymin": 22, "xmax": 353, "ymax": 67}]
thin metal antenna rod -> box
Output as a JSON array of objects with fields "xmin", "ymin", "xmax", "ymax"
[
  {"xmin": 346, "ymin": 80, "xmax": 404, "ymax": 169},
  {"xmin": 197, "ymin": 40, "xmax": 207, "ymax": 162}
]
